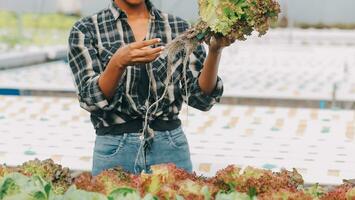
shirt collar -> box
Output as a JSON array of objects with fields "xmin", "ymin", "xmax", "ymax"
[{"xmin": 110, "ymin": 0, "xmax": 163, "ymax": 20}]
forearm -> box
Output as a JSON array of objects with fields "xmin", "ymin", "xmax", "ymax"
[
  {"xmin": 98, "ymin": 60, "xmax": 125, "ymax": 100},
  {"xmin": 198, "ymin": 48, "xmax": 222, "ymax": 95}
]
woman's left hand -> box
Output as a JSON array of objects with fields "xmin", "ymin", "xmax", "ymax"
[{"xmin": 205, "ymin": 35, "xmax": 236, "ymax": 52}]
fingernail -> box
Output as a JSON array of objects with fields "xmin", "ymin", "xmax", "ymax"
[
  {"xmin": 160, "ymin": 46, "xmax": 165, "ymax": 50},
  {"xmin": 156, "ymin": 38, "xmax": 161, "ymax": 42}
]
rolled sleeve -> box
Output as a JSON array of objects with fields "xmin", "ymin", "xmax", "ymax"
[
  {"xmin": 182, "ymin": 44, "xmax": 224, "ymax": 111},
  {"xmin": 190, "ymin": 73, "xmax": 223, "ymax": 104},
  {"xmin": 68, "ymin": 21, "xmax": 122, "ymax": 112},
  {"xmin": 78, "ymin": 75, "xmax": 122, "ymax": 112}
]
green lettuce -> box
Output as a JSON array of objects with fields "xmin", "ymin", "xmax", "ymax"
[
  {"xmin": 61, "ymin": 186, "xmax": 107, "ymax": 200},
  {"xmin": 215, "ymin": 191, "xmax": 252, "ymax": 200},
  {"xmin": 198, "ymin": 0, "xmax": 281, "ymax": 39},
  {"xmin": 107, "ymin": 188, "xmax": 141, "ymax": 200},
  {"xmin": 0, "ymin": 173, "xmax": 52, "ymax": 200}
]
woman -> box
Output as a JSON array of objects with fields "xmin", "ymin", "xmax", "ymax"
[{"xmin": 68, "ymin": 0, "xmax": 233, "ymax": 176}]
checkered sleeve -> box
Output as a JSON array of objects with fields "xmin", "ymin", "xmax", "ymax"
[
  {"xmin": 68, "ymin": 20, "xmax": 121, "ymax": 113},
  {"xmin": 182, "ymin": 44, "xmax": 224, "ymax": 111}
]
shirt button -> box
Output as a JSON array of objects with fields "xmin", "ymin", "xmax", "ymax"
[{"xmin": 108, "ymin": 55, "xmax": 112, "ymax": 59}]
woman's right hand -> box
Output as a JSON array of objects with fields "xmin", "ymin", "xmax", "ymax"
[{"xmin": 110, "ymin": 38, "xmax": 164, "ymax": 70}]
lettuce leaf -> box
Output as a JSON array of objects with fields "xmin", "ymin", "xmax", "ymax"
[
  {"xmin": 0, "ymin": 173, "xmax": 51, "ymax": 200},
  {"xmin": 61, "ymin": 186, "xmax": 107, "ymax": 200}
]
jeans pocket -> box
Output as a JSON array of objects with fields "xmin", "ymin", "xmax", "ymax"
[
  {"xmin": 167, "ymin": 127, "xmax": 189, "ymax": 149},
  {"xmin": 94, "ymin": 134, "xmax": 127, "ymax": 159}
]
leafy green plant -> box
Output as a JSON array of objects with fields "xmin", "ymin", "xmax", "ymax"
[
  {"xmin": 2, "ymin": 160, "xmax": 355, "ymax": 199},
  {"xmin": 19, "ymin": 159, "xmax": 72, "ymax": 195},
  {"xmin": 197, "ymin": 0, "xmax": 280, "ymax": 39},
  {"xmin": 0, "ymin": 173, "xmax": 53, "ymax": 200},
  {"xmin": 0, "ymin": 11, "xmax": 78, "ymax": 49},
  {"xmin": 107, "ymin": 188, "xmax": 142, "ymax": 200},
  {"xmin": 165, "ymin": 0, "xmax": 281, "ymax": 62},
  {"xmin": 215, "ymin": 190, "xmax": 253, "ymax": 200},
  {"xmin": 60, "ymin": 186, "xmax": 107, "ymax": 200}
]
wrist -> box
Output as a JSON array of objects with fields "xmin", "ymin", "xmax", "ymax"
[
  {"xmin": 108, "ymin": 58, "xmax": 126, "ymax": 73},
  {"xmin": 208, "ymin": 46, "xmax": 223, "ymax": 54},
  {"xmin": 116, "ymin": 62, "xmax": 126, "ymax": 72}
]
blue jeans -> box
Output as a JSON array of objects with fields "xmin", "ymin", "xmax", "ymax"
[{"xmin": 92, "ymin": 126, "xmax": 192, "ymax": 176}]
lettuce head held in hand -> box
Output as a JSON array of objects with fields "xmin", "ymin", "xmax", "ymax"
[
  {"xmin": 198, "ymin": 0, "xmax": 281, "ymax": 40},
  {"xmin": 164, "ymin": 0, "xmax": 281, "ymax": 79}
]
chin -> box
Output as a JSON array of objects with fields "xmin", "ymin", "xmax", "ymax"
[{"xmin": 123, "ymin": 0, "xmax": 145, "ymax": 6}]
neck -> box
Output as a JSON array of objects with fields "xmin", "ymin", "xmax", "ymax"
[{"xmin": 114, "ymin": 0, "xmax": 149, "ymax": 18}]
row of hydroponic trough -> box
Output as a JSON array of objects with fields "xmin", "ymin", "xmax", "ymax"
[
  {"xmin": 1, "ymin": 44, "xmax": 355, "ymax": 108},
  {"xmin": 0, "ymin": 159, "xmax": 355, "ymax": 200},
  {"xmin": 0, "ymin": 45, "xmax": 67, "ymax": 70}
]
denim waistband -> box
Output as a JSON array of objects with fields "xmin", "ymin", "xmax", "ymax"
[{"xmin": 95, "ymin": 118, "xmax": 181, "ymax": 136}]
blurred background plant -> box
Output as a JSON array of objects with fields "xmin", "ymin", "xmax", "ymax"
[{"xmin": 0, "ymin": 11, "xmax": 78, "ymax": 50}]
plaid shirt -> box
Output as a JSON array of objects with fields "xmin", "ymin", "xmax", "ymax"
[{"xmin": 68, "ymin": 0, "xmax": 223, "ymax": 129}]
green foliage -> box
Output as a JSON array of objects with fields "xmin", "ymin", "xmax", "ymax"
[
  {"xmin": 0, "ymin": 11, "xmax": 77, "ymax": 30},
  {"xmin": 61, "ymin": 186, "xmax": 107, "ymax": 200},
  {"xmin": 21, "ymin": 13, "xmax": 77, "ymax": 30},
  {"xmin": 198, "ymin": 0, "xmax": 281, "ymax": 40},
  {"xmin": 304, "ymin": 183, "xmax": 326, "ymax": 198},
  {"xmin": 0, "ymin": 173, "xmax": 51, "ymax": 200},
  {"xmin": 199, "ymin": 0, "xmax": 248, "ymax": 35},
  {"xmin": 0, "ymin": 11, "xmax": 78, "ymax": 48},
  {"xmin": 2, "ymin": 160, "xmax": 355, "ymax": 199},
  {"xmin": 347, "ymin": 187, "xmax": 355, "ymax": 199},
  {"xmin": 19, "ymin": 159, "xmax": 72, "ymax": 195},
  {"xmin": 215, "ymin": 190, "xmax": 252, "ymax": 200},
  {"xmin": 107, "ymin": 188, "xmax": 141, "ymax": 200},
  {"xmin": 0, "ymin": 12, "xmax": 18, "ymax": 29}
]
